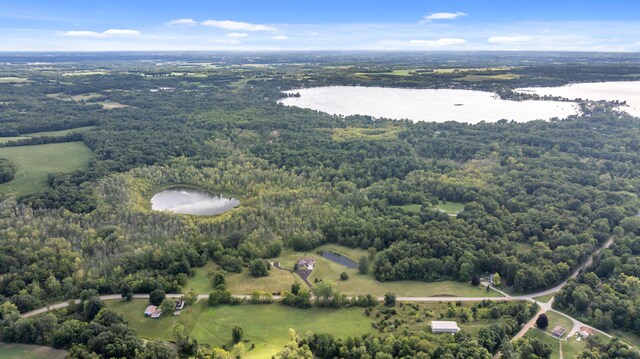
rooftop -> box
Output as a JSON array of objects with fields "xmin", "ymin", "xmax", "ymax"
[
  {"xmin": 551, "ymin": 326, "xmax": 567, "ymax": 337},
  {"xmin": 431, "ymin": 321, "xmax": 460, "ymax": 330}
]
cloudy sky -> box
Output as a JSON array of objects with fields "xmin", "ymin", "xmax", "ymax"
[{"xmin": 1, "ymin": 0, "xmax": 639, "ymax": 52}]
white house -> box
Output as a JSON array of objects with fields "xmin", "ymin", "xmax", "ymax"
[
  {"xmin": 431, "ymin": 321, "xmax": 460, "ymax": 334},
  {"xmin": 297, "ymin": 258, "xmax": 316, "ymax": 270}
]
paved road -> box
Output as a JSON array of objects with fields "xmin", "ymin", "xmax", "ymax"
[{"xmin": 20, "ymin": 237, "xmax": 617, "ymax": 347}]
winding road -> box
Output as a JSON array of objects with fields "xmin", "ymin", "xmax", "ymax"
[{"xmin": 20, "ymin": 237, "xmax": 617, "ymax": 346}]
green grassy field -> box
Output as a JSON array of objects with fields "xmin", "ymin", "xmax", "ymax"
[
  {"xmin": 187, "ymin": 243, "xmax": 501, "ymax": 298},
  {"xmin": 0, "ymin": 142, "xmax": 92, "ymax": 195},
  {"xmin": 291, "ymin": 244, "xmax": 502, "ymax": 297},
  {"xmin": 524, "ymin": 328, "xmax": 561, "ymax": 359},
  {"xmin": 0, "ymin": 126, "xmax": 95, "ymax": 144},
  {"xmin": 458, "ymin": 74, "xmax": 521, "ymax": 81},
  {"xmin": 332, "ymin": 126, "xmax": 401, "ymax": 142},
  {"xmin": 355, "ymin": 69, "xmax": 413, "ymax": 76},
  {"xmin": 107, "ymin": 300, "xmax": 374, "ymax": 358},
  {"xmin": 542, "ymin": 311, "xmax": 574, "ymax": 339},
  {"xmin": 0, "ymin": 343, "xmax": 66, "ymax": 359},
  {"xmin": 433, "ymin": 201, "xmax": 465, "ymax": 215},
  {"xmin": 533, "ymin": 293, "xmax": 556, "ymax": 303},
  {"xmin": 611, "ymin": 329, "xmax": 640, "ymax": 348}
]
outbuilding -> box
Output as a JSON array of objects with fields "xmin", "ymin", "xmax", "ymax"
[
  {"xmin": 551, "ymin": 326, "xmax": 567, "ymax": 338},
  {"xmin": 430, "ymin": 321, "xmax": 460, "ymax": 334},
  {"xmin": 144, "ymin": 305, "xmax": 157, "ymax": 316}
]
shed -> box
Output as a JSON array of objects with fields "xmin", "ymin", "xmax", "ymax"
[
  {"xmin": 551, "ymin": 326, "xmax": 567, "ymax": 338},
  {"xmin": 150, "ymin": 310, "xmax": 162, "ymax": 319},
  {"xmin": 144, "ymin": 305, "xmax": 157, "ymax": 316},
  {"xmin": 431, "ymin": 321, "xmax": 460, "ymax": 334}
]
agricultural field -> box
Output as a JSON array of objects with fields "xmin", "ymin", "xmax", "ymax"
[
  {"xmin": 0, "ymin": 343, "xmax": 67, "ymax": 359},
  {"xmin": 106, "ymin": 300, "xmax": 374, "ymax": 359},
  {"xmin": 458, "ymin": 73, "xmax": 521, "ymax": 81},
  {"xmin": 355, "ymin": 69, "xmax": 413, "ymax": 76},
  {"xmin": 0, "ymin": 142, "xmax": 92, "ymax": 195}
]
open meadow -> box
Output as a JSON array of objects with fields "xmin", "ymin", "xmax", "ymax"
[
  {"xmin": 0, "ymin": 343, "xmax": 66, "ymax": 359},
  {"xmin": 107, "ymin": 300, "xmax": 374, "ymax": 359},
  {"xmin": 0, "ymin": 142, "xmax": 92, "ymax": 195}
]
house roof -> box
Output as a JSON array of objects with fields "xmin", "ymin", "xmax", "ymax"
[
  {"xmin": 150, "ymin": 310, "xmax": 162, "ymax": 318},
  {"xmin": 144, "ymin": 305, "xmax": 157, "ymax": 313},
  {"xmin": 579, "ymin": 326, "xmax": 594, "ymax": 335},
  {"xmin": 297, "ymin": 257, "xmax": 316, "ymax": 265},
  {"xmin": 551, "ymin": 326, "xmax": 567, "ymax": 336},
  {"xmin": 431, "ymin": 321, "xmax": 460, "ymax": 330}
]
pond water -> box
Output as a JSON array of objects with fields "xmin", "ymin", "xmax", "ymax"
[
  {"xmin": 151, "ymin": 186, "xmax": 239, "ymax": 216},
  {"xmin": 319, "ymin": 250, "xmax": 358, "ymax": 269},
  {"xmin": 279, "ymin": 86, "xmax": 579, "ymax": 123},
  {"xmin": 516, "ymin": 81, "xmax": 640, "ymax": 118}
]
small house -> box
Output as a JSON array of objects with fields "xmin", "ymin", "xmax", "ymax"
[
  {"xmin": 577, "ymin": 326, "xmax": 593, "ymax": 339},
  {"xmin": 297, "ymin": 258, "xmax": 316, "ymax": 270},
  {"xmin": 144, "ymin": 305, "xmax": 157, "ymax": 316},
  {"xmin": 430, "ymin": 321, "xmax": 460, "ymax": 334},
  {"xmin": 551, "ymin": 326, "xmax": 567, "ymax": 338},
  {"xmin": 150, "ymin": 310, "xmax": 162, "ymax": 319},
  {"xmin": 175, "ymin": 300, "xmax": 185, "ymax": 311}
]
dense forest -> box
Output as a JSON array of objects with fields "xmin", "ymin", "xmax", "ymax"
[{"xmin": 1, "ymin": 53, "xmax": 639, "ymax": 357}]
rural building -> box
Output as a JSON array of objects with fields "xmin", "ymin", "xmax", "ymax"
[
  {"xmin": 551, "ymin": 326, "xmax": 567, "ymax": 338},
  {"xmin": 175, "ymin": 300, "xmax": 185, "ymax": 310},
  {"xmin": 150, "ymin": 310, "xmax": 162, "ymax": 319},
  {"xmin": 297, "ymin": 258, "xmax": 316, "ymax": 270},
  {"xmin": 577, "ymin": 326, "xmax": 594, "ymax": 339},
  {"xmin": 430, "ymin": 321, "xmax": 460, "ymax": 334},
  {"xmin": 144, "ymin": 305, "xmax": 157, "ymax": 316}
]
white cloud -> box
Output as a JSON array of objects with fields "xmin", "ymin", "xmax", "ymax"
[
  {"xmin": 272, "ymin": 35, "xmax": 288, "ymax": 40},
  {"xmin": 488, "ymin": 36, "xmax": 536, "ymax": 45},
  {"xmin": 226, "ymin": 32, "xmax": 248, "ymax": 38},
  {"xmin": 409, "ymin": 38, "xmax": 467, "ymax": 46},
  {"xmin": 423, "ymin": 12, "xmax": 466, "ymax": 21},
  {"xmin": 201, "ymin": 20, "xmax": 275, "ymax": 31},
  {"xmin": 102, "ymin": 29, "xmax": 140, "ymax": 36},
  {"xmin": 61, "ymin": 29, "xmax": 140, "ymax": 38},
  {"xmin": 165, "ymin": 18, "xmax": 197, "ymax": 26}
]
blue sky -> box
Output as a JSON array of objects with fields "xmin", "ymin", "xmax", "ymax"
[{"xmin": 1, "ymin": 0, "xmax": 639, "ymax": 51}]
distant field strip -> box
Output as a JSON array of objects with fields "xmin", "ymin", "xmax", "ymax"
[{"xmin": 0, "ymin": 142, "xmax": 92, "ymax": 195}]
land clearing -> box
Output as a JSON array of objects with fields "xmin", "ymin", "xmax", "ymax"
[
  {"xmin": 331, "ymin": 126, "xmax": 401, "ymax": 142},
  {"xmin": 0, "ymin": 126, "xmax": 95, "ymax": 144},
  {"xmin": 107, "ymin": 300, "xmax": 373, "ymax": 359},
  {"xmin": 0, "ymin": 342, "xmax": 66, "ymax": 359},
  {"xmin": 433, "ymin": 201, "xmax": 465, "ymax": 215},
  {"xmin": 0, "ymin": 142, "xmax": 92, "ymax": 195},
  {"xmin": 0, "ymin": 77, "xmax": 30, "ymax": 84},
  {"xmin": 458, "ymin": 73, "xmax": 521, "ymax": 81}
]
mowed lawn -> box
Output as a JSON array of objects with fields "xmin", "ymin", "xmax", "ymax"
[
  {"xmin": 0, "ymin": 142, "xmax": 92, "ymax": 195},
  {"xmin": 187, "ymin": 243, "xmax": 502, "ymax": 298},
  {"xmin": 433, "ymin": 201, "xmax": 465, "ymax": 215},
  {"xmin": 186, "ymin": 261, "xmax": 299, "ymax": 295},
  {"xmin": 107, "ymin": 300, "xmax": 374, "ymax": 359},
  {"xmin": 283, "ymin": 244, "xmax": 502, "ymax": 297},
  {"xmin": 524, "ymin": 329, "xmax": 561, "ymax": 359},
  {"xmin": 0, "ymin": 343, "xmax": 66, "ymax": 359}
]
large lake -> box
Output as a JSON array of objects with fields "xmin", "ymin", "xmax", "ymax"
[
  {"xmin": 517, "ymin": 81, "xmax": 640, "ymax": 117},
  {"xmin": 151, "ymin": 186, "xmax": 239, "ymax": 216},
  {"xmin": 279, "ymin": 86, "xmax": 579, "ymax": 123}
]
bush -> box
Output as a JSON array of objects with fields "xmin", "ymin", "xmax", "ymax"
[
  {"xmin": 149, "ymin": 289, "xmax": 166, "ymax": 306},
  {"xmin": 384, "ymin": 292, "xmax": 396, "ymax": 307},
  {"xmin": 340, "ymin": 272, "xmax": 349, "ymax": 281},
  {"xmin": 249, "ymin": 259, "xmax": 269, "ymax": 277},
  {"xmin": 471, "ymin": 274, "xmax": 480, "ymax": 286},
  {"xmin": 536, "ymin": 313, "xmax": 549, "ymax": 329},
  {"xmin": 232, "ymin": 326, "xmax": 243, "ymax": 344},
  {"xmin": 0, "ymin": 159, "xmax": 16, "ymax": 184},
  {"xmin": 358, "ymin": 256, "xmax": 370, "ymax": 275}
]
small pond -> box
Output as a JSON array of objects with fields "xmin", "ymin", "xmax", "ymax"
[
  {"xmin": 150, "ymin": 186, "xmax": 240, "ymax": 216},
  {"xmin": 319, "ymin": 250, "xmax": 358, "ymax": 269}
]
